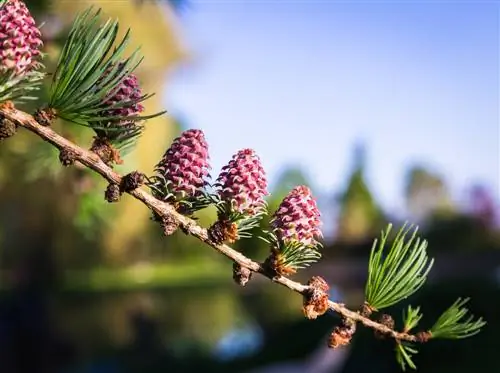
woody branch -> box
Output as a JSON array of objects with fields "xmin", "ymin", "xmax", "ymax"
[{"xmin": 0, "ymin": 102, "xmax": 418, "ymax": 343}]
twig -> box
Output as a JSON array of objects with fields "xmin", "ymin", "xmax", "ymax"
[{"xmin": 0, "ymin": 103, "xmax": 419, "ymax": 343}]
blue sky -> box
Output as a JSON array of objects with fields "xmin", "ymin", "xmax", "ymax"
[{"xmin": 165, "ymin": 0, "xmax": 499, "ymax": 216}]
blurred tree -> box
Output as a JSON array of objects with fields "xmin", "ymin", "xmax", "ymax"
[
  {"xmin": 404, "ymin": 165, "xmax": 455, "ymax": 223},
  {"xmin": 467, "ymin": 184, "xmax": 498, "ymax": 229},
  {"xmin": 335, "ymin": 142, "xmax": 385, "ymax": 244}
]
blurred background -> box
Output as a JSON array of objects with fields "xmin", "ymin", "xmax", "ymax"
[{"xmin": 0, "ymin": 0, "xmax": 499, "ymax": 372}]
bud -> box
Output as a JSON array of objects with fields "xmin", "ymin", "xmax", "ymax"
[
  {"xmin": 232, "ymin": 263, "xmax": 253, "ymax": 287},
  {"xmin": 121, "ymin": 171, "xmax": 145, "ymax": 192},
  {"xmin": 154, "ymin": 129, "xmax": 210, "ymax": 200},
  {"xmin": 105, "ymin": 183, "xmax": 121, "ymax": 203},
  {"xmin": 270, "ymin": 185, "xmax": 322, "ymax": 247},
  {"xmin": 328, "ymin": 318, "xmax": 357, "ymax": 349},
  {"xmin": 160, "ymin": 215, "xmax": 179, "ymax": 236},
  {"xmin": 303, "ymin": 276, "xmax": 330, "ymax": 319},
  {"xmin": 0, "ymin": 0, "xmax": 43, "ymax": 76},
  {"xmin": 59, "ymin": 148, "xmax": 76, "ymax": 166},
  {"xmin": 0, "ymin": 115, "xmax": 16, "ymax": 140},
  {"xmin": 374, "ymin": 314, "xmax": 395, "ymax": 339}
]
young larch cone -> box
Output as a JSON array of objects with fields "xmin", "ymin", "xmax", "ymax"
[
  {"xmin": 0, "ymin": 0, "xmax": 43, "ymax": 76},
  {"xmin": 209, "ymin": 148, "xmax": 268, "ymax": 244},
  {"xmin": 215, "ymin": 148, "xmax": 268, "ymax": 215},
  {"xmin": 270, "ymin": 185, "xmax": 322, "ymax": 247},
  {"xmin": 99, "ymin": 63, "xmax": 144, "ymax": 122},
  {"xmin": 154, "ymin": 129, "xmax": 210, "ymax": 200},
  {"xmin": 91, "ymin": 62, "xmax": 145, "ymax": 150},
  {"xmin": 265, "ymin": 185, "xmax": 323, "ymax": 276}
]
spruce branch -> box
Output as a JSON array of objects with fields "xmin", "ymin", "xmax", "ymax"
[
  {"xmin": 365, "ymin": 223, "xmax": 434, "ymax": 310},
  {"xmin": 429, "ymin": 298, "xmax": 486, "ymax": 339}
]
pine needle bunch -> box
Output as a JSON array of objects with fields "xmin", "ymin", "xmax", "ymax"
[
  {"xmin": 356, "ymin": 224, "xmax": 486, "ymax": 371},
  {"xmin": 208, "ymin": 148, "xmax": 269, "ymax": 244},
  {"xmin": 148, "ymin": 129, "xmax": 212, "ymax": 233},
  {"xmin": 38, "ymin": 7, "xmax": 164, "ymax": 164},
  {"xmin": 0, "ymin": 0, "xmax": 45, "ymax": 104},
  {"xmin": 262, "ymin": 185, "xmax": 323, "ymax": 276}
]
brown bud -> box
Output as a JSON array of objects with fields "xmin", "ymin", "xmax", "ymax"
[
  {"xmin": 264, "ymin": 248, "xmax": 297, "ymax": 277},
  {"xmin": 0, "ymin": 116, "xmax": 16, "ymax": 140},
  {"xmin": 33, "ymin": 107, "xmax": 57, "ymax": 126},
  {"xmin": 328, "ymin": 318, "xmax": 357, "ymax": 349},
  {"xmin": 232, "ymin": 263, "xmax": 252, "ymax": 286},
  {"xmin": 308, "ymin": 276, "xmax": 330, "ymax": 292},
  {"xmin": 59, "ymin": 148, "xmax": 77, "ymax": 166},
  {"xmin": 105, "ymin": 183, "xmax": 121, "ymax": 203},
  {"xmin": 415, "ymin": 331, "xmax": 432, "ymax": 343},
  {"xmin": 360, "ymin": 302, "xmax": 375, "ymax": 317},
  {"xmin": 161, "ymin": 215, "xmax": 179, "ymax": 236},
  {"xmin": 302, "ymin": 276, "xmax": 330, "ymax": 319},
  {"xmin": 374, "ymin": 314, "xmax": 395, "ymax": 339},
  {"xmin": 208, "ymin": 218, "xmax": 237, "ymax": 245},
  {"xmin": 90, "ymin": 137, "xmax": 122, "ymax": 165},
  {"xmin": 121, "ymin": 171, "xmax": 145, "ymax": 192}
]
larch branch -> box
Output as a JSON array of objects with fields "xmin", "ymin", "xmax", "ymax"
[{"xmin": 0, "ymin": 103, "xmax": 418, "ymax": 343}]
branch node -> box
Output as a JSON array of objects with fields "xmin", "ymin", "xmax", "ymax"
[
  {"xmin": 104, "ymin": 183, "xmax": 121, "ymax": 203},
  {"xmin": 58, "ymin": 148, "xmax": 77, "ymax": 166},
  {"xmin": 120, "ymin": 171, "xmax": 145, "ymax": 192},
  {"xmin": 303, "ymin": 276, "xmax": 330, "ymax": 319},
  {"xmin": 360, "ymin": 302, "xmax": 376, "ymax": 317},
  {"xmin": 208, "ymin": 219, "xmax": 237, "ymax": 245},
  {"xmin": 233, "ymin": 262, "xmax": 253, "ymax": 286},
  {"xmin": 264, "ymin": 247, "xmax": 297, "ymax": 277},
  {"xmin": 33, "ymin": 107, "xmax": 57, "ymax": 127},
  {"xmin": 328, "ymin": 317, "xmax": 357, "ymax": 349},
  {"xmin": 0, "ymin": 116, "xmax": 17, "ymax": 140},
  {"xmin": 415, "ymin": 331, "xmax": 432, "ymax": 343},
  {"xmin": 374, "ymin": 314, "xmax": 395, "ymax": 339},
  {"xmin": 90, "ymin": 137, "xmax": 123, "ymax": 165}
]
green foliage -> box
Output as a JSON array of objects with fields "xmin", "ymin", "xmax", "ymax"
[
  {"xmin": 365, "ymin": 223, "xmax": 434, "ymax": 310},
  {"xmin": 430, "ymin": 298, "xmax": 486, "ymax": 339},
  {"xmin": 47, "ymin": 6, "xmax": 164, "ymax": 150},
  {"xmin": 395, "ymin": 342, "xmax": 418, "ymax": 371},
  {"xmin": 393, "ymin": 305, "xmax": 423, "ymax": 371},
  {"xmin": 260, "ymin": 232, "xmax": 322, "ymax": 272},
  {"xmin": 147, "ymin": 173, "xmax": 213, "ymax": 216},
  {"xmin": 0, "ymin": 68, "xmax": 45, "ymax": 104},
  {"xmin": 402, "ymin": 305, "xmax": 423, "ymax": 333},
  {"xmin": 213, "ymin": 197, "xmax": 269, "ymax": 240}
]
